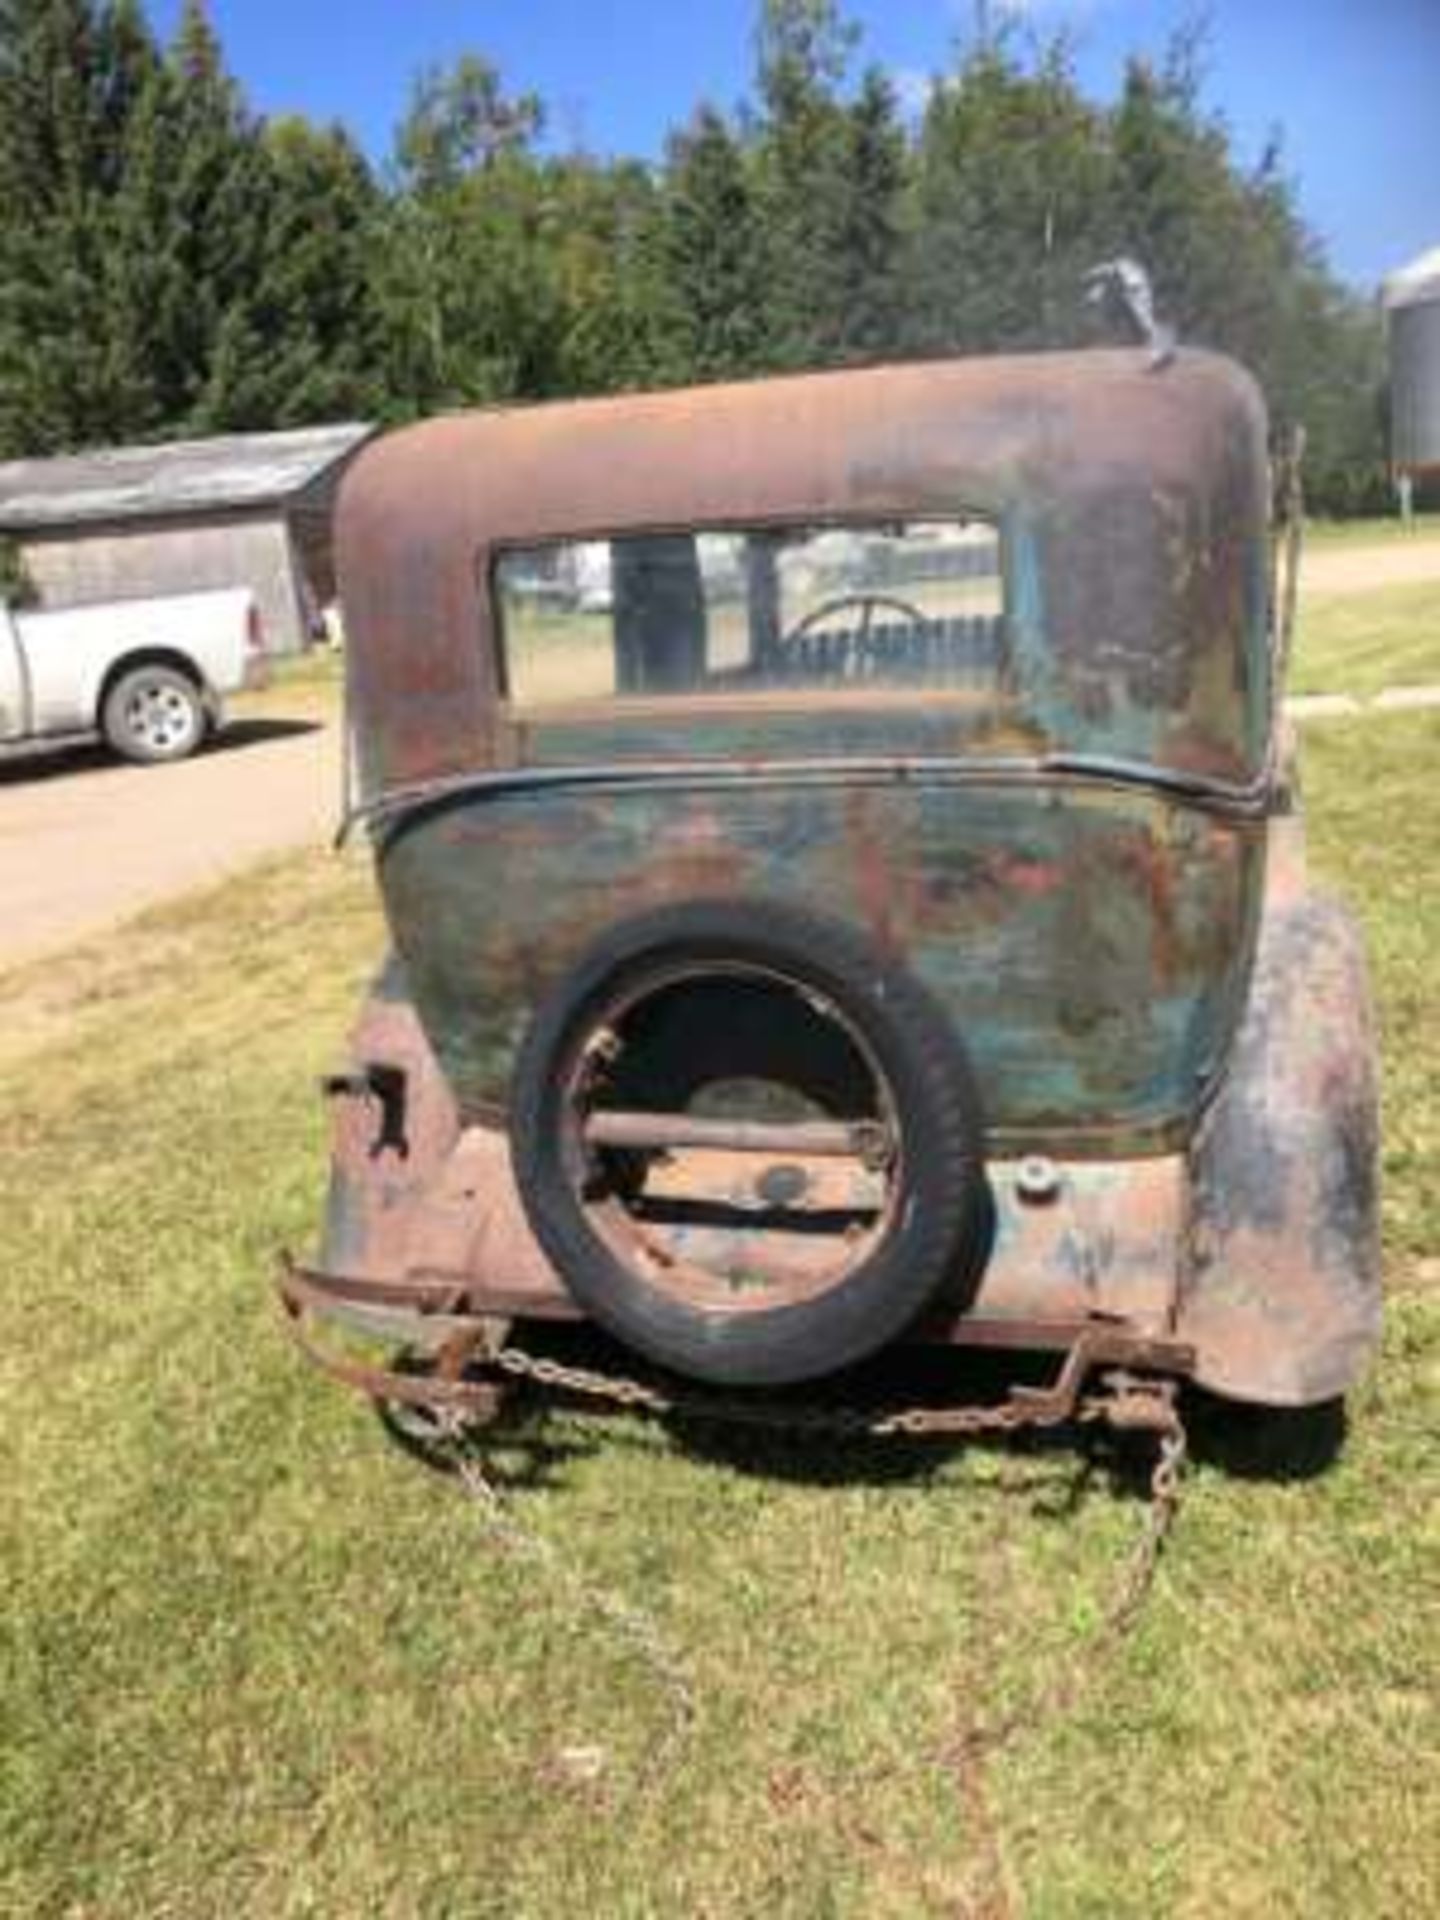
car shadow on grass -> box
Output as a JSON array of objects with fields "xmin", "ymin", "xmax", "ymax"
[
  {"xmin": 1181, "ymin": 1387, "xmax": 1347, "ymax": 1482},
  {"xmin": 372, "ymin": 1316, "xmax": 1349, "ymax": 1510},
  {"xmin": 371, "ymin": 1323, "xmax": 1190, "ymax": 1518}
]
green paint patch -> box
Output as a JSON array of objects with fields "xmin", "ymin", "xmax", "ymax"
[{"xmin": 1, "ymin": 719, "xmax": 1436, "ymax": 1917}]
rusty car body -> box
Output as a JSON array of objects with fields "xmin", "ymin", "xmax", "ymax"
[{"xmin": 283, "ymin": 347, "xmax": 1380, "ymax": 1419}]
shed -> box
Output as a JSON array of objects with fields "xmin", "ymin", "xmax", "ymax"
[{"xmin": 0, "ymin": 421, "xmax": 374, "ymax": 653}]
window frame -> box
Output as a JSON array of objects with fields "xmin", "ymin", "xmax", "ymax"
[{"xmin": 488, "ymin": 510, "xmax": 1010, "ymax": 720}]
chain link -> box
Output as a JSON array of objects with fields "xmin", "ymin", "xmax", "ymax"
[
  {"xmin": 430, "ymin": 1340, "xmax": 1187, "ymax": 1799},
  {"xmin": 945, "ymin": 1396, "xmax": 1185, "ymax": 1762},
  {"xmin": 435, "ymin": 1402, "xmax": 697, "ymax": 1805},
  {"xmin": 486, "ymin": 1338, "xmax": 1123, "ymax": 1441}
]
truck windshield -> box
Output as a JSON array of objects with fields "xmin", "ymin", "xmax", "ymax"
[{"xmin": 494, "ymin": 519, "xmax": 1006, "ymax": 709}]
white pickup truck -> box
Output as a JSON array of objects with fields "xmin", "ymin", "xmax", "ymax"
[{"xmin": 0, "ymin": 587, "xmax": 269, "ymax": 765}]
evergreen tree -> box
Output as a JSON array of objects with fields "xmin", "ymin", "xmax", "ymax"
[
  {"xmin": 374, "ymin": 58, "xmax": 558, "ymax": 415},
  {"xmin": 0, "ymin": 0, "xmax": 1390, "ymax": 506},
  {"xmin": 742, "ymin": 2, "xmax": 911, "ymax": 368},
  {"xmin": 829, "ymin": 66, "xmax": 908, "ymax": 357},
  {"xmin": 159, "ymin": 0, "xmax": 278, "ymax": 430},
  {"xmin": 0, "ymin": 0, "xmax": 388, "ymax": 450},
  {"xmin": 660, "ymin": 106, "xmax": 769, "ymax": 380},
  {"xmin": 0, "ymin": 0, "xmax": 162, "ymax": 453},
  {"xmin": 906, "ymin": 36, "xmax": 1113, "ymax": 356},
  {"xmin": 750, "ymin": 0, "xmax": 861, "ymax": 365},
  {"xmin": 252, "ymin": 117, "xmax": 386, "ymax": 423},
  {"xmin": 543, "ymin": 156, "xmax": 680, "ymax": 396},
  {"xmin": 1106, "ymin": 36, "xmax": 1384, "ymax": 500}
]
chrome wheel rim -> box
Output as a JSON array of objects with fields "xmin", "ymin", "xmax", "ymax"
[{"xmin": 126, "ymin": 682, "xmax": 197, "ymax": 754}]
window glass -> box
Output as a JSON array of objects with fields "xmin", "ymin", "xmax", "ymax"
[{"xmin": 495, "ymin": 519, "xmax": 1005, "ymax": 708}]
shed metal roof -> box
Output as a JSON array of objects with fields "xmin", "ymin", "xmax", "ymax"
[{"xmin": 0, "ymin": 421, "xmax": 374, "ymax": 531}]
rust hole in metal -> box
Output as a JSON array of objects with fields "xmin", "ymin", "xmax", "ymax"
[{"xmin": 560, "ymin": 965, "xmax": 900, "ymax": 1314}]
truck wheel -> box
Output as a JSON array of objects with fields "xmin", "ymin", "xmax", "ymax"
[
  {"xmin": 102, "ymin": 664, "xmax": 205, "ymax": 764},
  {"xmin": 510, "ymin": 900, "xmax": 988, "ymax": 1388}
]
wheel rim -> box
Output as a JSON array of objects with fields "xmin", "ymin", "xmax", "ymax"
[
  {"xmin": 125, "ymin": 681, "xmax": 197, "ymax": 754},
  {"xmin": 555, "ymin": 960, "xmax": 904, "ymax": 1316}
]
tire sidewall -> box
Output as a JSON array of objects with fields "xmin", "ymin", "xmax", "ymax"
[{"xmin": 511, "ymin": 899, "xmax": 987, "ymax": 1387}]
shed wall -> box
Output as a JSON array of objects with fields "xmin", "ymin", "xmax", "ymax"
[{"xmin": 17, "ymin": 510, "xmax": 309, "ymax": 652}]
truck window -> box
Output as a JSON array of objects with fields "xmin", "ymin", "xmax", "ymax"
[{"xmin": 494, "ymin": 519, "xmax": 1005, "ymax": 709}]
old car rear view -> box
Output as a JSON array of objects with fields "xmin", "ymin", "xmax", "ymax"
[{"xmin": 281, "ymin": 347, "xmax": 1380, "ymax": 1426}]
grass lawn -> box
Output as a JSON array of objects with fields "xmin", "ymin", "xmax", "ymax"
[
  {"xmin": 2, "ymin": 713, "xmax": 1436, "ymax": 1917},
  {"xmin": 1306, "ymin": 511, "xmax": 1440, "ymax": 547},
  {"xmin": 1290, "ymin": 579, "xmax": 1440, "ymax": 697},
  {"xmin": 231, "ymin": 647, "xmax": 343, "ymax": 726}
]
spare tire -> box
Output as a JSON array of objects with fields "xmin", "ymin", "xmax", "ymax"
[{"xmin": 510, "ymin": 899, "xmax": 987, "ymax": 1387}]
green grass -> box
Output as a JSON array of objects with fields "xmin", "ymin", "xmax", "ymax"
[
  {"xmin": 1305, "ymin": 511, "xmax": 1440, "ymax": 546},
  {"xmin": 230, "ymin": 647, "xmax": 343, "ymax": 724},
  {"xmin": 1290, "ymin": 579, "xmax": 1440, "ymax": 696},
  {"xmin": 1, "ymin": 718, "xmax": 1437, "ymax": 1917},
  {"xmin": 269, "ymin": 646, "xmax": 344, "ymax": 690}
]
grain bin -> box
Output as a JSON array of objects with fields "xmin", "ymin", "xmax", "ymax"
[{"xmin": 1384, "ymin": 245, "xmax": 1440, "ymax": 476}]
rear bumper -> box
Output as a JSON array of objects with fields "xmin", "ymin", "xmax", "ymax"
[{"xmin": 276, "ymin": 1249, "xmax": 1196, "ymax": 1429}]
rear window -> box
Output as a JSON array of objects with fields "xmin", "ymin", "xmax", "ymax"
[{"xmin": 494, "ymin": 519, "xmax": 1005, "ymax": 709}]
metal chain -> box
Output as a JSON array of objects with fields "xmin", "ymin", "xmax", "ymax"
[
  {"xmin": 431, "ymin": 1342, "xmax": 1187, "ymax": 1800},
  {"xmin": 435, "ymin": 1403, "xmax": 697, "ymax": 1805},
  {"xmin": 942, "ymin": 1400, "xmax": 1186, "ymax": 1763},
  {"xmin": 486, "ymin": 1339, "xmax": 1116, "ymax": 1440}
]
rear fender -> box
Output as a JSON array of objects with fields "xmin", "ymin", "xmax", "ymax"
[{"xmin": 1180, "ymin": 890, "xmax": 1381, "ymax": 1405}]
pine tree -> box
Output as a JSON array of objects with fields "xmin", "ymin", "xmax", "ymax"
[
  {"xmin": 0, "ymin": 0, "xmax": 1388, "ymax": 506},
  {"xmin": 660, "ymin": 106, "xmax": 769, "ymax": 381},
  {"xmin": 252, "ymin": 117, "xmax": 386, "ymax": 423},
  {"xmin": 543, "ymin": 157, "xmax": 680, "ymax": 396},
  {"xmin": 0, "ymin": 0, "xmax": 163, "ymax": 453},
  {"xmin": 373, "ymin": 56, "xmax": 558, "ymax": 415},
  {"xmin": 160, "ymin": 0, "xmax": 277, "ymax": 431},
  {"xmin": 110, "ymin": 1, "xmax": 383, "ymax": 433},
  {"xmin": 1106, "ymin": 36, "xmax": 1383, "ymax": 503},
  {"xmin": 829, "ymin": 66, "xmax": 907, "ymax": 357},
  {"xmin": 906, "ymin": 36, "xmax": 1113, "ymax": 357},
  {"xmin": 750, "ymin": 0, "xmax": 859, "ymax": 366}
]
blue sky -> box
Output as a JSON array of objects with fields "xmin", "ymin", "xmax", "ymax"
[{"xmin": 147, "ymin": 1, "xmax": 1439, "ymax": 291}]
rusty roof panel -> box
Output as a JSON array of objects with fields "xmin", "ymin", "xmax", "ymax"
[{"xmin": 338, "ymin": 349, "xmax": 1270, "ymax": 795}]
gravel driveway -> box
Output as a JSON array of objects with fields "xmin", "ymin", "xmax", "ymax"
[
  {"xmin": 1300, "ymin": 535, "xmax": 1440, "ymax": 595},
  {"xmin": 0, "ymin": 711, "xmax": 340, "ymax": 968}
]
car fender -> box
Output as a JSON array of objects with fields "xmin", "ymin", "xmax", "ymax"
[{"xmin": 1179, "ymin": 888, "xmax": 1381, "ymax": 1405}]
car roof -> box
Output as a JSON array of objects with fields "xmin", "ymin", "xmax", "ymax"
[{"xmin": 339, "ymin": 349, "xmax": 1269, "ymax": 796}]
